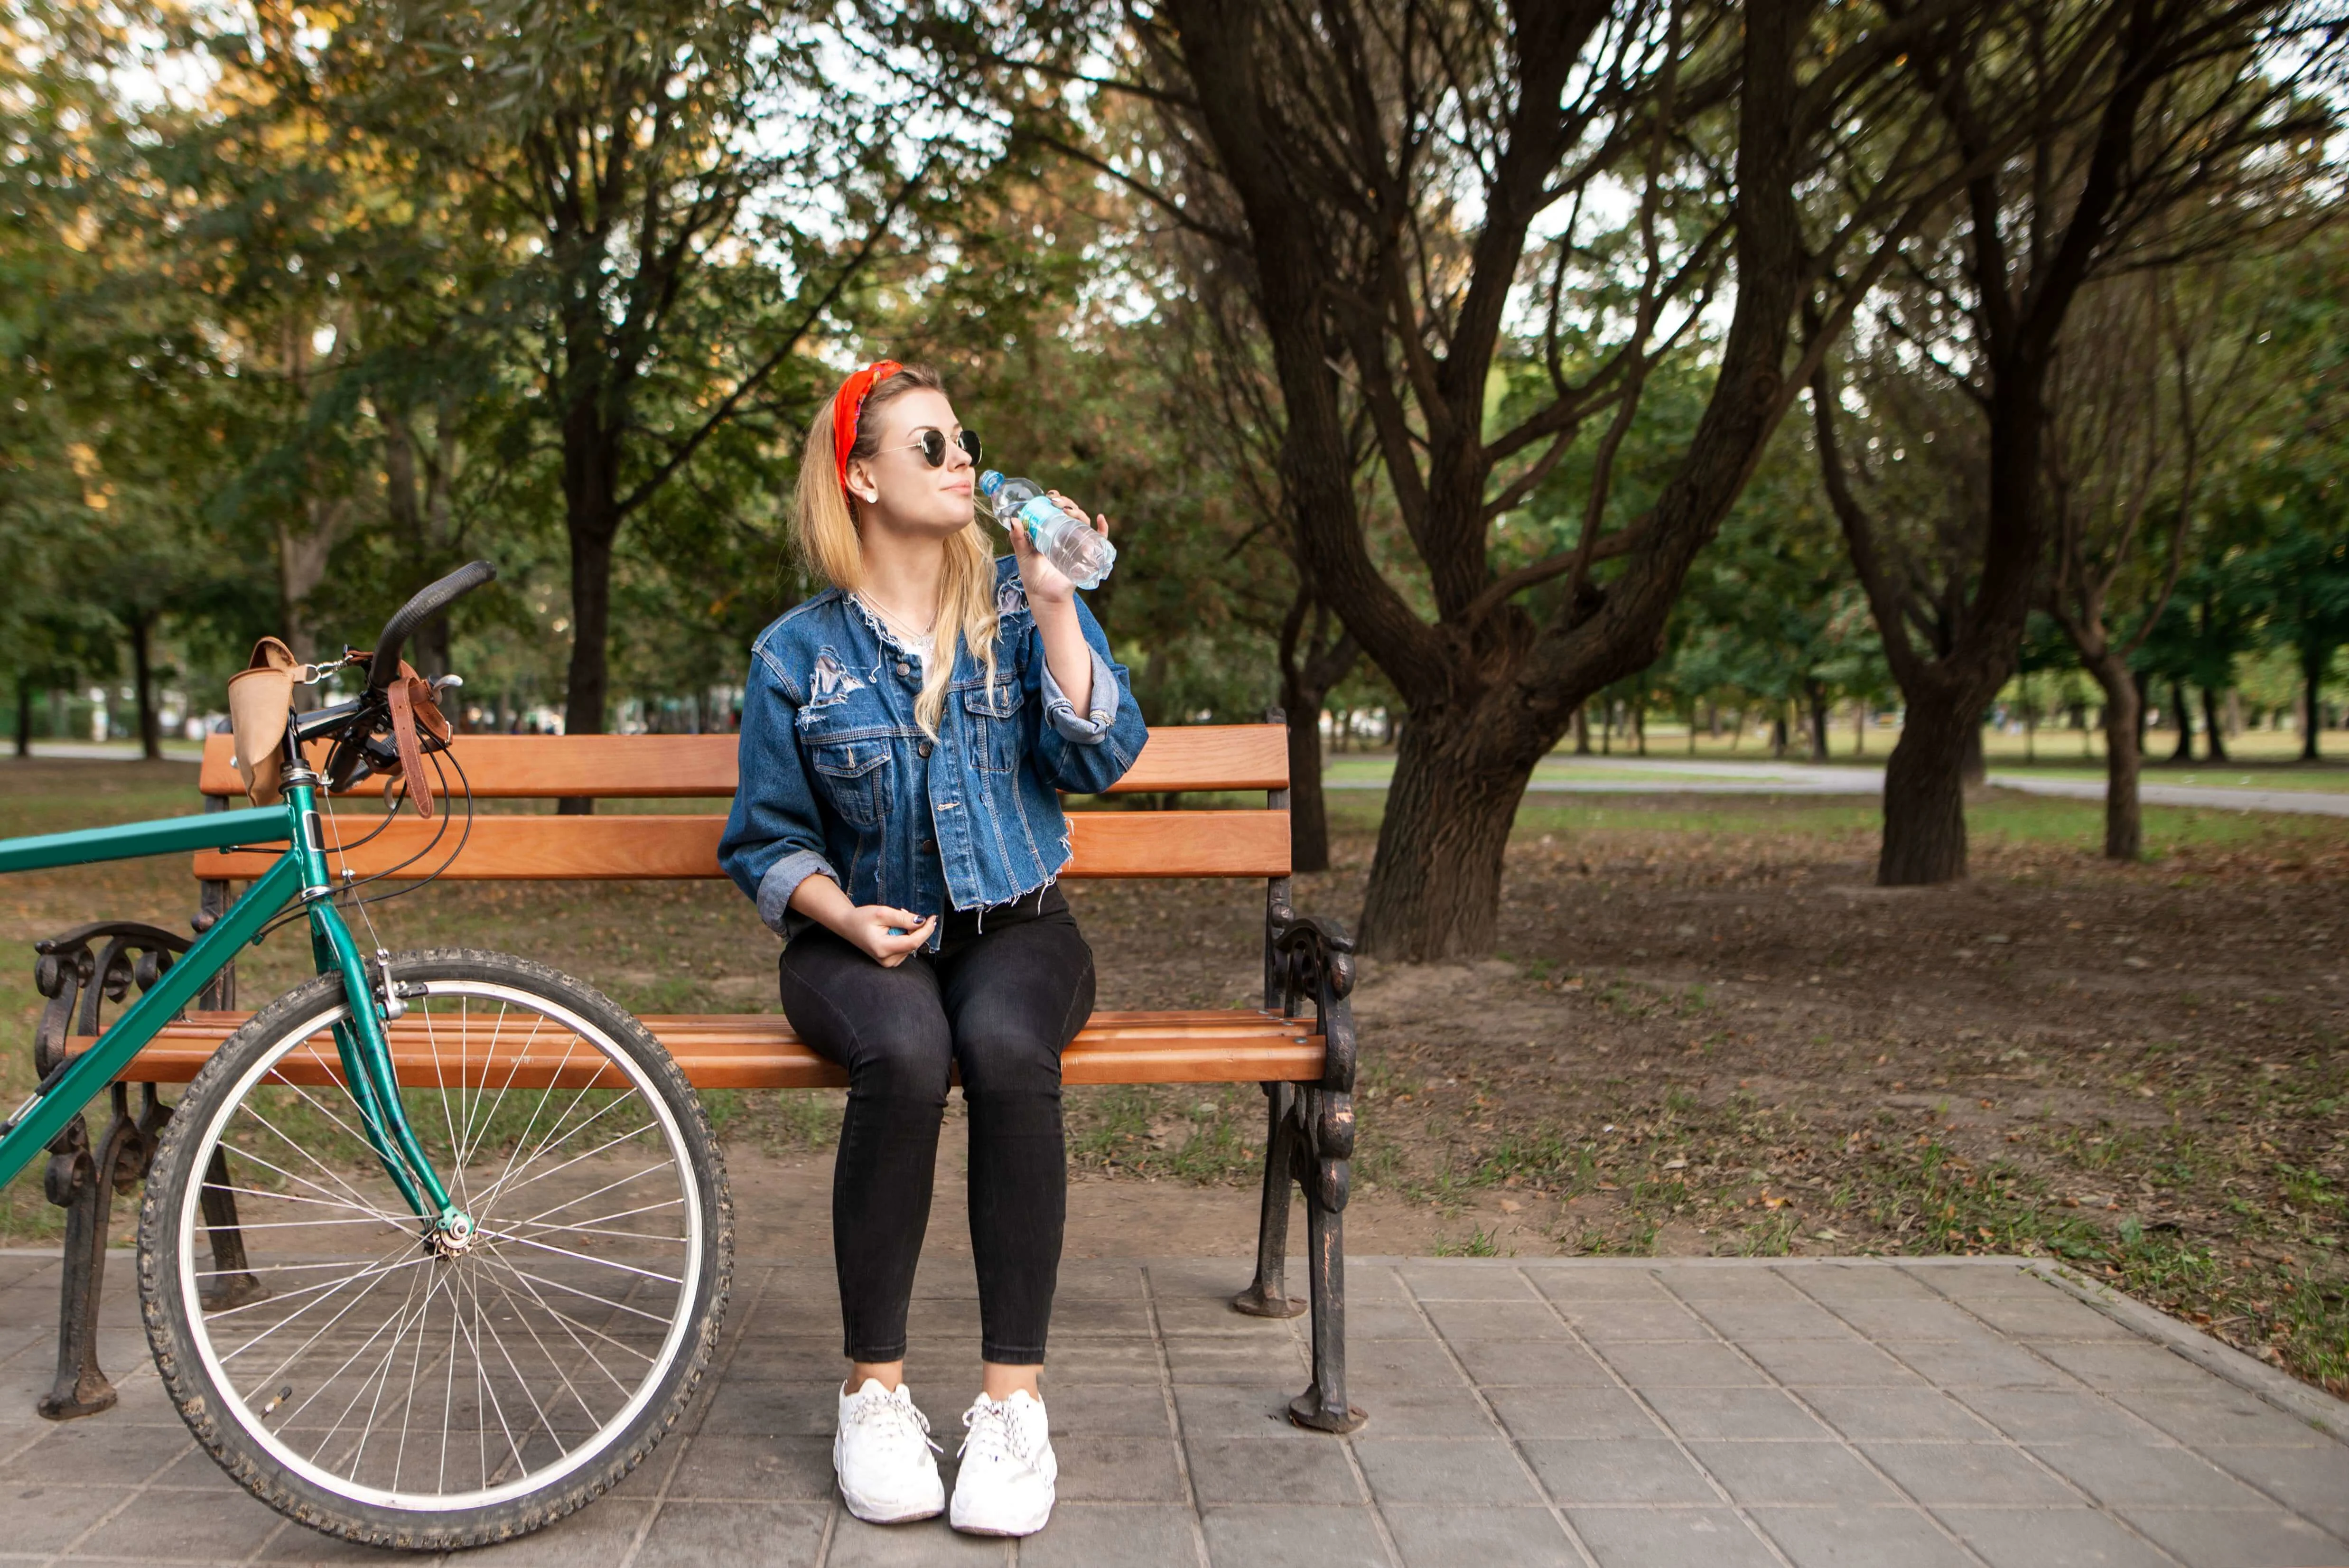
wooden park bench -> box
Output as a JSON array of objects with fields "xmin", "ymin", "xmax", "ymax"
[{"xmin": 27, "ymin": 722, "xmax": 1367, "ymax": 1433}]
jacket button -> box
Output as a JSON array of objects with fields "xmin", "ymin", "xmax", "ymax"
[
  {"xmin": 918, "ymin": 838, "xmax": 937, "ymax": 854},
  {"xmin": 895, "ymin": 660, "xmax": 911, "ymax": 676},
  {"xmin": 917, "ymin": 739, "xmax": 933, "ymax": 758}
]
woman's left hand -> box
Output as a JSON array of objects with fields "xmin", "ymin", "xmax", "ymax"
[{"xmin": 1008, "ymin": 491, "xmax": 1109, "ymax": 607}]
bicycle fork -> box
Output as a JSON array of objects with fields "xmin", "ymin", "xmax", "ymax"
[{"xmin": 284, "ymin": 773, "xmax": 474, "ymax": 1255}]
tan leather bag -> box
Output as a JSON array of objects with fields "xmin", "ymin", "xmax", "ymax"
[{"xmin": 225, "ymin": 637, "xmax": 299, "ymax": 805}]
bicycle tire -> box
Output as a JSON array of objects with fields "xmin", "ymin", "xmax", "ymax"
[{"xmin": 137, "ymin": 948, "xmax": 732, "ymax": 1549}]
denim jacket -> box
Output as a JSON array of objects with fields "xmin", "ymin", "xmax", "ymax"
[{"xmin": 718, "ymin": 554, "xmax": 1147, "ymax": 951}]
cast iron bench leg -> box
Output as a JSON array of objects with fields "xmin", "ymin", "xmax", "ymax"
[
  {"xmin": 39, "ymin": 1110, "xmax": 123, "ymax": 1419},
  {"xmin": 1232, "ymin": 1082, "xmax": 1307, "ymax": 1318},
  {"xmin": 1289, "ymin": 1128, "xmax": 1365, "ymax": 1432}
]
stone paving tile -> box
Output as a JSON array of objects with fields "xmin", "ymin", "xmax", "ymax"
[
  {"xmin": 1381, "ymin": 1504, "xmax": 1580, "ymax": 1568},
  {"xmin": 1418, "ymin": 1297, "xmax": 1577, "ymax": 1342},
  {"xmin": 3, "ymin": 1255, "xmax": 2346, "ymax": 1568},
  {"xmin": 1651, "ymin": 1266, "xmax": 1809, "ymax": 1302},
  {"xmin": 1748, "ymin": 1503, "xmax": 1976, "ymax": 1568},
  {"xmin": 1016, "ymin": 1504, "xmax": 1198, "ymax": 1568},
  {"xmin": 2204, "ymin": 1442, "xmax": 2349, "ymax": 1538},
  {"xmin": 1519, "ymin": 1438, "xmax": 1721, "ymax": 1505},
  {"xmin": 1687, "ymin": 1299, "xmax": 1861, "ymax": 1340},
  {"xmin": 1856, "ymin": 1439, "xmax": 2083, "ymax": 1507},
  {"xmin": 1197, "ymin": 1503, "xmax": 1390, "ymax": 1568},
  {"xmin": 1555, "ymin": 1300, "xmax": 1712, "ymax": 1343},
  {"xmin": 2033, "ymin": 1339, "xmax": 2221, "ymax": 1391},
  {"xmin": 1935, "ymin": 1506, "xmax": 2178, "ymax": 1568},
  {"xmin": 633, "ymin": 1500, "xmax": 830, "ymax": 1568},
  {"xmin": 1685, "ymin": 1439, "xmax": 1908, "ymax": 1507},
  {"xmin": 1522, "ymin": 1268, "xmax": 1670, "ymax": 1304},
  {"xmin": 2111, "ymin": 1386, "xmax": 2337, "ymax": 1448},
  {"xmin": 1641, "ymin": 1384, "xmax": 1833, "ymax": 1441},
  {"xmin": 1740, "ymin": 1336, "xmax": 1924, "ymax": 1388},
  {"xmin": 2120, "ymin": 1506, "xmax": 2349, "ymax": 1567},
  {"xmin": 1956, "ymin": 1385, "xmax": 2163, "ymax": 1443},
  {"xmin": 1798, "ymin": 1382, "xmax": 1996, "ymax": 1441},
  {"xmin": 1184, "ymin": 1434, "xmax": 1361, "ymax": 1506},
  {"xmin": 1880, "ymin": 1335, "xmax": 2079, "ymax": 1389},
  {"xmin": 1487, "ymin": 1384, "xmax": 1658, "ymax": 1441},
  {"xmin": 1564, "ymin": 1506, "xmax": 1781, "ymax": 1568},
  {"xmin": 825, "ymin": 1516, "xmax": 1009, "ymax": 1566},
  {"xmin": 1447, "ymin": 1337, "xmax": 1613, "ymax": 1387},
  {"xmin": 2027, "ymin": 1439, "xmax": 2275, "ymax": 1510},
  {"xmin": 1349, "ymin": 1436, "xmax": 1544, "ymax": 1505}
]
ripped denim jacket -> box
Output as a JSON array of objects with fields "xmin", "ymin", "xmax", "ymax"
[{"xmin": 718, "ymin": 554, "xmax": 1148, "ymax": 952}]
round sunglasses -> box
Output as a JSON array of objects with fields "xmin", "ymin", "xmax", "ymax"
[{"xmin": 882, "ymin": 427, "xmax": 982, "ymax": 468}]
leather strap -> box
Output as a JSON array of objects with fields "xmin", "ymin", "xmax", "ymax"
[{"xmin": 384, "ymin": 676, "xmax": 435, "ymax": 819}]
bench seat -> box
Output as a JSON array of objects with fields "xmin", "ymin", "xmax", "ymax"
[{"xmin": 72, "ymin": 1008, "xmax": 1324, "ymax": 1089}]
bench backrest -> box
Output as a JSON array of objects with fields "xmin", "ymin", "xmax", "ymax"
[{"xmin": 190, "ymin": 726, "xmax": 1292, "ymax": 882}]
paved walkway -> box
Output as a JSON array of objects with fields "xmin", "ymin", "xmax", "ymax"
[
  {"xmin": 1327, "ymin": 755, "xmax": 2349, "ymax": 816},
  {"xmin": 4, "ymin": 1249, "xmax": 2346, "ymax": 1566}
]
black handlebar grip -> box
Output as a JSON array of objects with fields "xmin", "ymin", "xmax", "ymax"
[{"xmin": 368, "ymin": 560, "xmax": 497, "ymax": 691}]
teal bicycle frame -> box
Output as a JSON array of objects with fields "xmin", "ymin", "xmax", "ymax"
[{"xmin": 0, "ymin": 774, "xmax": 466, "ymax": 1239}]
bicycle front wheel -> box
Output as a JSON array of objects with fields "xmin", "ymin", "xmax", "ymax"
[{"xmin": 137, "ymin": 948, "xmax": 732, "ymax": 1549}]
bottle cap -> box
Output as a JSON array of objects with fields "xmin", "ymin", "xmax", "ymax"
[{"xmin": 978, "ymin": 470, "xmax": 1005, "ymax": 495}]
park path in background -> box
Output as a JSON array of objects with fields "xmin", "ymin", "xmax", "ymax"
[
  {"xmin": 1326, "ymin": 754, "xmax": 2349, "ymax": 816},
  {"xmin": 23, "ymin": 739, "xmax": 2349, "ymax": 816}
]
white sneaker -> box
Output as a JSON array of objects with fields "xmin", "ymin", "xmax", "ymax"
[
  {"xmin": 949, "ymin": 1390, "xmax": 1057, "ymax": 1536},
  {"xmin": 833, "ymin": 1378, "xmax": 945, "ymax": 1524}
]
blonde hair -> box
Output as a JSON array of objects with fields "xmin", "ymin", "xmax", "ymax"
[{"xmin": 795, "ymin": 364, "xmax": 1000, "ymax": 737}]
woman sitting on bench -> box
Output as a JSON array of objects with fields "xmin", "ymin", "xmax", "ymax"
[{"xmin": 718, "ymin": 360, "xmax": 1146, "ymax": 1538}]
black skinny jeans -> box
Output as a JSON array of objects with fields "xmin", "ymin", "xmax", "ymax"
[{"xmin": 778, "ymin": 886, "xmax": 1093, "ymax": 1364}]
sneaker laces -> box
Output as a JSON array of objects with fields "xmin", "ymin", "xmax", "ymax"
[
  {"xmin": 958, "ymin": 1396, "xmax": 1039, "ymax": 1465},
  {"xmin": 847, "ymin": 1385, "xmax": 942, "ymax": 1456}
]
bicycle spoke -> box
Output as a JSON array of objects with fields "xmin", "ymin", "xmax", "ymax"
[{"xmin": 164, "ymin": 970, "xmax": 710, "ymax": 1515}]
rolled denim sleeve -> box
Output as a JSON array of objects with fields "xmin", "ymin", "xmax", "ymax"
[
  {"xmin": 1025, "ymin": 594, "xmax": 1147, "ymax": 794},
  {"xmin": 718, "ymin": 641, "xmax": 839, "ymax": 934},
  {"xmin": 1039, "ymin": 643, "xmax": 1119, "ymax": 742}
]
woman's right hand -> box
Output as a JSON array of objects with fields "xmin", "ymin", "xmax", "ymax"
[
  {"xmin": 788, "ymin": 874, "xmax": 936, "ymax": 967},
  {"xmin": 839, "ymin": 905, "xmax": 937, "ymax": 967}
]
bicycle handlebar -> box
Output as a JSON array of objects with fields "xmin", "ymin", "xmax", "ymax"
[{"xmin": 368, "ymin": 561, "xmax": 496, "ymax": 691}]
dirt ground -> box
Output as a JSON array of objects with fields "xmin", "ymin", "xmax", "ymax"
[{"xmin": 2, "ymin": 760, "xmax": 2343, "ymax": 1394}]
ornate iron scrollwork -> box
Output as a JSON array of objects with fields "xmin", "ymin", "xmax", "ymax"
[{"xmin": 27, "ymin": 919, "xmax": 259, "ymax": 1420}]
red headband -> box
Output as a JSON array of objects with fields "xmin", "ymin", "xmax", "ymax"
[{"xmin": 831, "ymin": 359, "xmax": 904, "ymax": 496}]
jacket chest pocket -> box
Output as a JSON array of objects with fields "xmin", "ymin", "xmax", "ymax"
[
  {"xmin": 961, "ymin": 680, "xmax": 1024, "ymax": 774},
  {"xmin": 808, "ymin": 738, "xmax": 893, "ymax": 828}
]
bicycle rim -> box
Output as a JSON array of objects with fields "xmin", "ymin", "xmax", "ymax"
[{"xmin": 169, "ymin": 978, "xmax": 706, "ymax": 1514}]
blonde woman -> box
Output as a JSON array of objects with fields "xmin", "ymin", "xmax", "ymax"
[{"xmin": 718, "ymin": 361, "xmax": 1145, "ymax": 1537}]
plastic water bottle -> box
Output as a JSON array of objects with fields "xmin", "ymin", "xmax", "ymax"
[{"xmin": 978, "ymin": 471, "xmax": 1117, "ymax": 590}]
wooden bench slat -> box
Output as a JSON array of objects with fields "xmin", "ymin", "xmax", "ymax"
[
  {"xmin": 190, "ymin": 810, "xmax": 1290, "ymax": 881},
  {"xmin": 196, "ymin": 726, "xmax": 1288, "ymax": 800},
  {"xmin": 71, "ymin": 1010, "xmax": 1324, "ymax": 1090}
]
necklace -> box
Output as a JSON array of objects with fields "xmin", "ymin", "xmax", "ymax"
[{"xmin": 856, "ymin": 591, "xmax": 938, "ymax": 646}]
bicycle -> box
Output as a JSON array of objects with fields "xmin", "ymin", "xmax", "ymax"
[{"xmin": 0, "ymin": 563, "xmax": 733, "ymax": 1549}]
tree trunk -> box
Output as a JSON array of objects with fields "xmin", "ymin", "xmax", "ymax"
[
  {"xmin": 130, "ymin": 615, "xmax": 161, "ymax": 762},
  {"xmin": 1275, "ymin": 596, "xmax": 1358, "ymax": 874},
  {"xmin": 14, "ymin": 681, "xmax": 30, "ymax": 757},
  {"xmin": 2302, "ymin": 638, "xmax": 2324, "ymax": 762},
  {"xmin": 1853, "ymin": 701, "xmax": 1866, "ymax": 757},
  {"xmin": 1355, "ymin": 709, "xmax": 1538, "ymax": 961},
  {"xmin": 1283, "ymin": 708, "xmax": 1332, "ymax": 873},
  {"xmin": 1771, "ymin": 707, "xmax": 1788, "ymax": 759},
  {"xmin": 1573, "ymin": 705, "xmax": 1590, "ymax": 755},
  {"xmin": 2169, "ymin": 678, "xmax": 2194, "ymax": 763},
  {"xmin": 1959, "ymin": 716, "xmax": 1986, "ymax": 785},
  {"xmin": 1879, "ymin": 689, "xmax": 1974, "ymax": 884},
  {"xmin": 559, "ymin": 521, "xmax": 617, "ymax": 813},
  {"xmin": 2200, "ymin": 687, "xmax": 2228, "ymax": 763},
  {"xmin": 2087, "ymin": 653, "xmax": 2144, "ymax": 860},
  {"xmin": 1806, "ymin": 681, "xmax": 1830, "ymax": 763}
]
